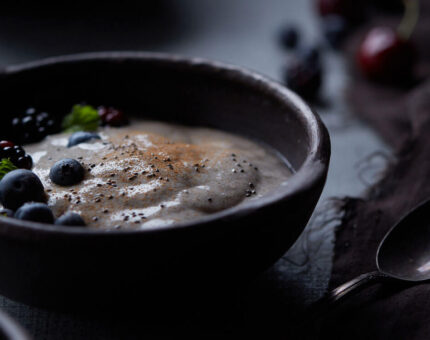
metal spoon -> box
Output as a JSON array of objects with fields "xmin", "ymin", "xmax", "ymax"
[{"xmin": 325, "ymin": 198, "xmax": 430, "ymax": 304}]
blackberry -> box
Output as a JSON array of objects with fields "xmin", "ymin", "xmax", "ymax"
[
  {"xmin": 284, "ymin": 56, "xmax": 322, "ymax": 100},
  {"xmin": 0, "ymin": 141, "xmax": 33, "ymax": 170},
  {"xmin": 10, "ymin": 108, "xmax": 58, "ymax": 144},
  {"xmin": 299, "ymin": 46, "xmax": 321, "ymax": 66}
]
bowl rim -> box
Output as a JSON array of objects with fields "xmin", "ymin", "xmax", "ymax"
[{"xmin": 0, "ymin": 51, "xmax": 330, "ymax": 238}]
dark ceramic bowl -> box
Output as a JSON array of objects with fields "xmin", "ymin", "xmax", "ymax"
[{"xmin": 0, "ymin": 52, "xmax": 330, "ymax": 309}]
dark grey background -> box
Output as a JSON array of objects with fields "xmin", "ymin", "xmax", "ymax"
[{"xmin": 0, "ymin": 1, "xmax": 389, "ymax": 338}]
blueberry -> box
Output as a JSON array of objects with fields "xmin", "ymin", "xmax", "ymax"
[
  {"xmin": 0, "ymin": 209, "xmax": 14, "ymax": 217},
  {"xmin": 280, "ymin": 26, "xmax": 299, "ymax": 49},
  {"xmin": 67, "ymin": 132, "xmax": 101, "ymax": 147},
  {"xmin": 55, "ymin": 212, "xmax": 86, "ymax": 226},
  {"xmin": 15, "ymin": 202, "xmax": 54, "ymax": 224},
  {"xmin": 49, "ymin": 159, "xmax": 84, "ymax": 186},
  {"xmin": 322, "ymin": 15, "xmax": 349, "ymax": 48},
  {"xmin": 0, "ymin": 169, "xmax": 46, "ymax": 210}
]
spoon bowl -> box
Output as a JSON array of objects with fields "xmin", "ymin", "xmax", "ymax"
[
  {"xmin": 323, "ymin": 197, "xmax": 430, "ymax": 306},
  {"xmin": 377, "ymin": 198, "xmax": 430, "ymax": 282}
]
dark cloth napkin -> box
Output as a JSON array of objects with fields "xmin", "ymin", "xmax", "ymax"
[{"xmin": 319, "ymin": 2, "xmax": 430, "ymax": 339}]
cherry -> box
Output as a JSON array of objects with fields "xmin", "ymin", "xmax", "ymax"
[
  {"xmin": 357, "ymin": 27, "xmax": 415, "ymax": 82},
  {"xmin": 372, "ymin": 0, "xmax": 403, "ymax": 12},
  {"xmin": 317, "ymin": 0, "xmax": 344, "ymax": 16},
  {"xmin": 316, "ymin": 0, "xmax": 364, "ymax": 22},
  {"xmin": 0, "ymin": 141, "xmax": 14, "ymax": 149},
  {"xmin": 98, "ymin": 106, "xmax": 127, "ymax": 127}
]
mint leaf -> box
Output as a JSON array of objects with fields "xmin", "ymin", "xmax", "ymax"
[
  {"xmin": 62, "ymin": 104, "xmax": 101, "ymax": 132},
  {"xmin": 0, "ymin": 158, "xmax": 18, "ymax": 180}
]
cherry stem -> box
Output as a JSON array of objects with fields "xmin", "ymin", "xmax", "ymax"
[{"xmin": 397, "ymin": 0, "xmax": 419, "ymax": 40}]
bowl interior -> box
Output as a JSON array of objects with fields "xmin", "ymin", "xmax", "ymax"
[{"xmin": 0, "ymin": 54, "xmax": 314, "ymax": 175}]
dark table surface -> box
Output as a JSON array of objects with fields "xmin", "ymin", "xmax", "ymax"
[{"xmin": 0, "ymin": 0, "xmax": 389, "ymax": 338}]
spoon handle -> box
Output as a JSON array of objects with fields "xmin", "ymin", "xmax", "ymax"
[
  {"xmin": 325, "ymin": 270, "xmax": 388, "ymax": 304},
  {"xmin": 303, "ymin": 271, "xmax": 389, "ymax": 338}
]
